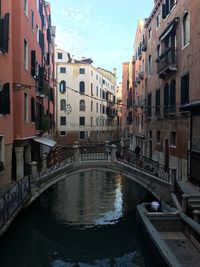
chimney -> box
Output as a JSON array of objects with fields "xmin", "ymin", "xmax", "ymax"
[{"xmin": 113, "ymin": 68, "xmax": 117, "ymax": 76}]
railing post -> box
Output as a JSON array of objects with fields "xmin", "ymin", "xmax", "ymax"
[
  {"xmin": 31, "ymin": 161, "xmax": 38, "ymax": 181},
  {"xmin": 42, "ymin": 153, "xmax": 47, "ymax": 172},
  {"xmin": 182, "ymin": 194, "xmax": 188, "ymax": 213},
  {"xmin": 105, "ymin": 140, "xmax": 110, "ymax": 155},
  {"xmin": 73, "ymin": 143, "xmax": 80, "ymax": 163},
  {"xmin": 110, "ymin": 144, "xmax": 117, "ymax": 163},
  {"xmin": 193, "ymin": 210, "xmax": 200, "ymax": 224}
]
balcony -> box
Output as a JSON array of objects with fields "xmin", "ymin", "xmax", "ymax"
[{"xmin": 157, "ymin": 48, "xmax": 177, "ymax": 79}]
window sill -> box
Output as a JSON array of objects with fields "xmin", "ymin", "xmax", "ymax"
[{"xmin": 182, "ymin": 43, "xmax": 190, "ymax": 51}]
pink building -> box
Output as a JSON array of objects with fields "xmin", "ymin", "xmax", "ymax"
[
  {"xmin": 0, "ymin": 1, "xmax": 13, "ymax": 187},
  {"xmin": 0, "ymin": 0, "xmax": 55, "ymax": 188}
]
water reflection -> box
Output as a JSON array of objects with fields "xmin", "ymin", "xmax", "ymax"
[{"xmin": 0, "ymin": 170, "xmax": 157, "ymax": 267}]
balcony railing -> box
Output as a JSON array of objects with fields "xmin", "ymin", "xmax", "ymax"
[{"xmin": 157, "ymin": 48, "xmax": 177, "ymax": 76}]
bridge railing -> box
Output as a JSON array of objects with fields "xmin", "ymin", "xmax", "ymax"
[
  {"xmin": 81, "ymin": 153, "xmax": 108, "ymax": 161},
  {"xmin": 0, "ymin": 176, "xmax": 31, "ymax": 230},
  {"xmin": 116, "ymin": 148, "xmax": 170, "ymax": 183}
]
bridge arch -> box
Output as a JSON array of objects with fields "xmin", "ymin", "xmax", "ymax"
[{"xmin": 29, "ymin": 161, "xmax": 172, "ymax": 206}]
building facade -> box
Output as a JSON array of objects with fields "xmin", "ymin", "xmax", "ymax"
[
  {"xmin": 0, "ymin": 0, "xmax": 55, "ymax": 188},
  {"xmin": 130, "ymin": 20, "xmax": 146, "ymax": 154},
  {"xmin": 55, "ymin": 48, "xmax": 118, "ymax": 145},
  {"xmin": 144, "ymin": 0, "xmax": 198, "ymax": 181}
]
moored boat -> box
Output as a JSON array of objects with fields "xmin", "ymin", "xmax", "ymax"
[{"xmin": 137, "ymin": 203, "xmax": 200, "ymax": 267}]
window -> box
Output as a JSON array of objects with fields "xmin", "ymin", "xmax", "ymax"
[
  {"xmin": 96, "ymin": 103, "xmax": 98, "ymax": 113},
  {"xmin": 24, "ymin": 93, "xmax": 28, "ymax": 122},
  {"xmin": 80, "ymin": 100, "xmax": 85, "ymax": 111},
  {"xmin": 91, "ymin": 70, "xmax": 93, "ymax": 76},
  {"xmin": 79, "ymin": 68, "xmax": 85, "ymax": 74},
  {"xmin": 36, "ymin": 25, "xmax": 39, "ymax": 42},
  {"xmin": 148, "ymin": 28, "xmax": 152, "ymax": 39},
  {"xmin": 24, "ymin": 39, "xmax": 28, "ymax": 70},
  {"xmin": 156, "ymin": 131, "xmax": 161, "ymax": 144},
  {"xmin": 149, "ymin": 131, "xmax": 152, "ymax": 139},
  {"xmin": 36, "ymin": 0, "xmax": 40, "ymax": 10},
  {"xmin": 91, "ymin": 117, "xmax": 93, "ymax": 126},
  {"xmin": 24, "ymin": 0, "xmax": 28, "ymax": 17},
  {"xmin": 79, "ymin": 117, "xmax": 85, "ymax": 126},
  {"xmin": 60, "ymin": 67, "xmax": 66, "ymax": 73},
  {"xmin": 164, "ymin": 83, "xmax": 169, "ymax": 114},
  {"xmin": 96, "ymin": 86, "xmax": 98, "ymax": 97},
  {"xmin": 156, "ymin": 14, "xmax": 161, "ymax": 28},
  {"xmin": 183, "ymin": 12, "xmax": 190, "ymax": 47},
  {"xmin": 0, "ymin": 136, "xmax": 4, "ymax": 172},
  {"xmin": 60, "ymin": 131, "xmax": 66, "ymax": 135},
  {"xmin": 31, "ymin": 10, "xmax": 34, "ymax": 31},
  {"xmin": 147, "ymin": 93, "xmax": 152, "ymax": 117},
  {"xmin": 91, "ymin": 101, "xmax": 93, "ymax": 112},
  {"xmin": 60, "ymin": 99, "xmax": 66, "ymax": 111},
  {"xmin": 96, "ymin": 74, "xmax": 98, "ymax": 80},
  {"xmin": 80, "ymin": 131, "xmax": 85, "ymax": 140},
  {"xmin": 148, "ymin": 55, "xmax": 152, "ymax": 76},
  {"xmin": 60, "ymin": 116, "xmax": 66, "ymax": 125},
  {"xmin": 169, "ymin": 80, "xmax": 176, "ymax": 113},
  {"xmin": 91, "ymin": 83, "xmax": 93, "ymax": 95},
  {"xmin": 60, "ymin": 81, "xmax": 66, "ymax": 93},
  {"xmin": 181, "ymin": 73, "xmax": 189, "ymax": 105},
  {"xmin": 170, "ymin": 131, "xmax": 176, "ymax": 147},
  {"xmin": 79, "ymin": 81, "xmax": 85, "ymax": 94},
  {"xmin": 155, "ymin": 89, "xmax": 160, "ymax": 116},
  {"xmin": 58, "ymin": 53, "xmax": 63, "ymax": 59}
]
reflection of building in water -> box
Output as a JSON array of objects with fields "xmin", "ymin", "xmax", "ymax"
[
  {"xmin": 51, "ymin": 170, "xmax": 149, "ymax": 225},
  {"xmin": 52, "ymin": 170, "xmax": 118, "ymax": 225}
]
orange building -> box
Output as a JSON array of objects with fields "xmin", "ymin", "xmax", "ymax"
[{"xmin": 0, "ymin": 0, "xmax": 55, "ymax": 188}]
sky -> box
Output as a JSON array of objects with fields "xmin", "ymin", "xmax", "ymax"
[{"xmin": 48, "ymin": 0, "xmax": 154, "ymax": 83}]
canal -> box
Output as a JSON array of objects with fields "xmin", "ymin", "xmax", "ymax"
[{"xmin": 0, "ymin": 170, "xmax": 158, "ymax": 267}]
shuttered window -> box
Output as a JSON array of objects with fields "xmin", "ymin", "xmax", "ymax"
[
  {"xmin": 31, "ymin": 97, "xmax": 35, "ymax": 122},
  {"xmin": 181, "ymin": 73, "xmax": 189, "ymax": 105},
  {"xmin": 0, "ymin": 83, "xmax": 10, "ymax": 114},
  {"xmin": 170, "ymin": 80, "xmax": 176, "ymax": 113},
  {"xmin": 164, "ymin": 83, "xmax": 169, "ymax": 114},
  {"xmin": 31, "ymin": 50, "xmax": 36, "ymax": 77},
  {"xmin": 0, "ymin": 13, "xmax": 9, "ymax": 53},
  {"xmin": 155, "ymin": 89, "xmax": 160, "ymax": 116}
]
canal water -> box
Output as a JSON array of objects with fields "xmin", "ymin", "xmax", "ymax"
[{"xmin": 0, "ymin": 170, "xmax": 158, "ymax": 267}]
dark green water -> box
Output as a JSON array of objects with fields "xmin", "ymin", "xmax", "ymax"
[{"xmin": 0, "ymin": 171, "xmax": 158, "ymax": 267}]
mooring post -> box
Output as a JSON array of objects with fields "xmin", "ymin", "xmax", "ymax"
[{"xmin": 30, "ymin": 161, "xmax": 38, "ymax": 181}]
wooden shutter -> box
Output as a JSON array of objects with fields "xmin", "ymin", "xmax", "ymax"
[
  {"xmin": 39, "ymin": 30, "xmax": 44, "ymax": 52},
  {"xmin": 164, "ymin": 84, "xmax": 169, "ymax": 114},
  {"xmin": 170, "ymin": 80, "xmax": 176, "ymax": 112},
  {"xmin": 31, "ymin": 97, "xmax": 35, "ymax": 122},
  {"xmin": 1, "ymin": 13, "xmax": 9, "ymax": 52},
  {"xmin": 0, "ymin": 83, "xmax": 10, "ymax": 114},
  {"xmin": 181, "ymin": 74, "xmax": 189, "ymax": 105},
  {"xmin": 31, "ymin": 50, "xmax": 36, "ymax": 77}
]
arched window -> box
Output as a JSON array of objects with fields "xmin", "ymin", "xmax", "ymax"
[
  {"xmin": 79, "ymin": 100, "xmax": 85, "ymax": 111},
  {"xmin": 91, "ymin": 83, "xmax": 93, "ymax": 95},
  {"xmin": 60, "ymin": 80, "xmax": 66, "ymax": 93},
  {"xmin": 60, "ymin": 99, "xmax": 66, "ymax": 111},
  {"xmin": 183, "ymin": 12, "xmax": 190, "ymax": 47},
  {"xmin": 80, "ymin": 81, "xmax": 85, "ymax": 94}
]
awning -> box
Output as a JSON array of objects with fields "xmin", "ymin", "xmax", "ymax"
[
  {"xmin": 159, "ymin": 17, "xmax": 179, "ymax": 42},
  {"xmin": 33, "ymin": 137, "xmax": 56, "ymax": 147}
]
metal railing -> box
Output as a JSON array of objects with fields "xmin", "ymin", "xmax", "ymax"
[
  {"xmin": 157, "ymin": 48, "xmax": 177, "ymax": 75},
  {"xmin": 116, "ymin": 148, "xmax": 170, "ymax": 183},
  {"xmin": 0, "ymin": 176, "xmax": 31, "ymax": 230}
]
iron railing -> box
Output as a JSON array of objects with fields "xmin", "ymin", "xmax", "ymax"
[
  {"xmin": 116, "ymin": 148, "xmax": 170, "ymax": 183},
  {"xmin": 0, "ymin": 176, "xmax": 31, "ymax": 230}
]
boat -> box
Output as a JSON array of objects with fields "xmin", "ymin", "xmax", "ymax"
[{"xmin": 137, "ymin": 202, "xmax": 200, "ymax": 267}]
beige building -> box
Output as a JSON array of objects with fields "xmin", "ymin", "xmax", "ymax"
[{"xmin": 55, "ymin": 49, "xmax": 118, "ymax": 145}]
